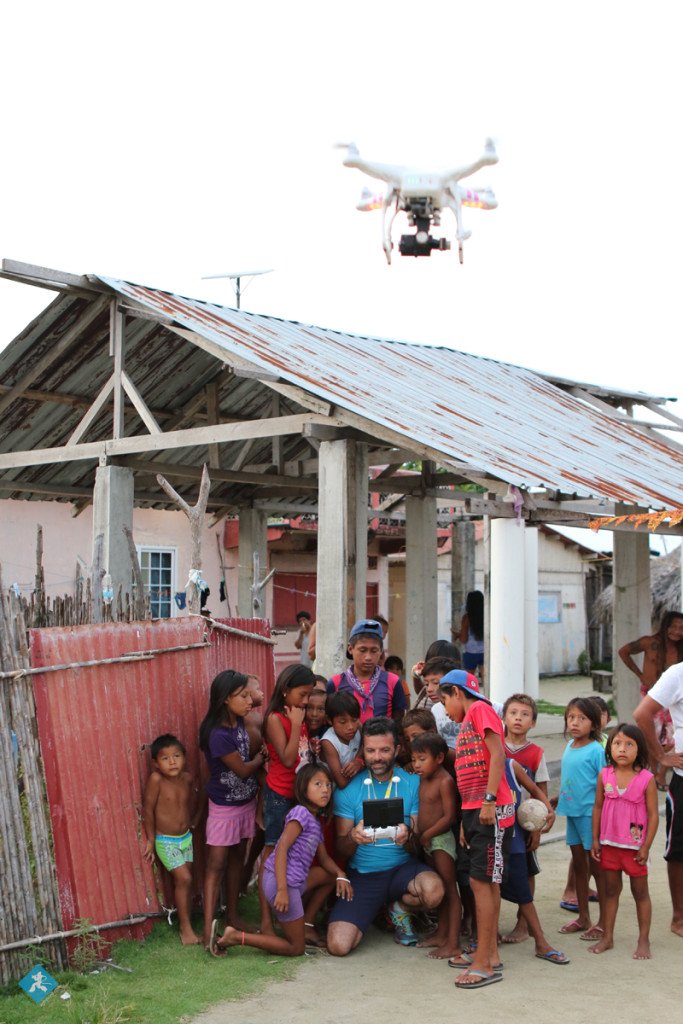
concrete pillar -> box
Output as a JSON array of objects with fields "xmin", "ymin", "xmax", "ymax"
[
  {"xmin": 315, "ymin": 440, "xmax": 368, "ymax": 678},
  {"xmin": 489, "ymin": 517, "xmax": 525, "ymax": 705},
  {"xmin": 613, "ymin": 529, "xmax": 651, "ymax": 721},
  {"xmin": 405, "ymin": 494, "xmax": 438, "ymax": 679},
  {"xmin": 92, "ymin": 464, "xmax": 134, "ymax": 621},
  {"xmin": 451, "ymin": 520, "xmax": 475, "ymax": 640},
  {"xmin": 237, "ymin": 508, "xmax": 268, "ymax": 617},
  {"xmin": 524, "ymin": 526, "xmax": 539, "ymax": 700}
]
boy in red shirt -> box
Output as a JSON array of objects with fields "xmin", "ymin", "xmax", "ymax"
[{"xmin": 439, "ymin": 670, "xmax": 514, "ymax": 989}]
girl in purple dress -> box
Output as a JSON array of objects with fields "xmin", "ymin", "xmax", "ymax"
[
  {"xmin": 199, "ymin": 670, "xmax": 265, "ymax": 951},
  {"xmin": 212, "ymin": 763, "xmax": 352, "ymax": 956}
]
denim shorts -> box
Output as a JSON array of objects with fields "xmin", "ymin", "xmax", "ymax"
[
  {"xmin": 327, "ymin": 860, "xmax": 429, "ymax": 934},
  {"xmin": 263, "ymin": 784, "xmax": 295, "ymax": 846}
]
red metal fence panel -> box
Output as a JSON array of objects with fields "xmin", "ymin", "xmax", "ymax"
[{"xmin": 30, "ymin": 616, "xmax": 274, "ymax": 943}]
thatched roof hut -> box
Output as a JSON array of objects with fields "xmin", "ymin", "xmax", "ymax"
[{"xmin": 591, "ymin": 547, "xmax": 681, "ymax": 627}]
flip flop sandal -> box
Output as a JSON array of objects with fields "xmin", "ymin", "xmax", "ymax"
[
  {"xmin": 454, "ymin": 969, "xmax": 503, "ymax": 989},
  {"xmin": 535, "ymin": 949, "xmax": 570, "ymax": 965},
  {"xmin": 580, "ymin": 927, "xmax": 604, "ymax": 941},
  {"xmin": 208, "ymin": 919, "xmax": 225, "ymax": 957}
]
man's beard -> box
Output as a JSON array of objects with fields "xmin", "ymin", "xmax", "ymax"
[{"xmin": 366, "ymin": 757, "xmax": 394, "ymax": 779}]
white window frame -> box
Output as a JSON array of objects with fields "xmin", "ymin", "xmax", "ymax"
[{"xmin": 136, "ymin": 545, "xmax": 178, "ymax": 619}]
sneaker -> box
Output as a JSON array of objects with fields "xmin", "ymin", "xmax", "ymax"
[{"xmin": 387, "ymin": 901, "xmax": 418, "ymax": 946}]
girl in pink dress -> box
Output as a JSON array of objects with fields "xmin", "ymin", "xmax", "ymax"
[{"xmin": 591, "ymin": 723, "xmax": 658, "ymax": 959}]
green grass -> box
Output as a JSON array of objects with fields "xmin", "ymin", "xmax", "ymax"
[
  {"xmin": 536, "ymin": 699, "xmax": 567, "ymax": 716},
  {"xmin": 0, "ymin": 901, "xmax": 300, "ymax": 1024}
]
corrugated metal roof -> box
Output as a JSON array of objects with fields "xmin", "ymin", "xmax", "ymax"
[{"xmin": 96, "ymin": 276, "xmax": 683, "ymax": 509}]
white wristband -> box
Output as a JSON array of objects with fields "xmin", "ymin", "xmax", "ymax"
[{"xmin": 336, "ymin": 876, "xmax": 350, "ymax": 883}]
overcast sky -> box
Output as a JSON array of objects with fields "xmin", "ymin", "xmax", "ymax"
[{"xmin": 1, "ymin": 2, "xmax": 681, "ymax": 551}]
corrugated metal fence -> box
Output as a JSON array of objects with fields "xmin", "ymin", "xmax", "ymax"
[{"xmin": 28, "ymin": 615, "xmax": 274, "ymax": 949}]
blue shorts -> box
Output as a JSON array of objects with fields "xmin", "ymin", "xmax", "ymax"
[
  {"xmin": 462, "ymin": 652, "xmax": 484, "ymax": 672},
  {"xmin": 501, "ymin": 851, "xmax": 532, "ymax": 905},
  {"xmin": 263, "ymin": 785, "xmax": 295, "ymax": 846},
  {"xmin": 566, "ymin": 815, "xmax": 593, "ymax": 851},
  {"xmin": 328, "ymin": 860, "xmax": 429, "ymax": 934}
]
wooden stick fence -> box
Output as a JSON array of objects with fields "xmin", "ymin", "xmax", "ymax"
[{"xmin": 0, "ymin": 568, "xmax": 66, "ymax": 985}]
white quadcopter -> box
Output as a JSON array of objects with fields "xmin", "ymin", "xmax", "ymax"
[{"xmin": 338, "ymin": 138, "xmax": 498, "ymax": 264}]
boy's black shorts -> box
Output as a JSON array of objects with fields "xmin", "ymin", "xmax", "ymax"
[
  {"xmin": 665, "ymin": 773, "xmax": 683, "ymax": 862},
  {"xmin": 461, "ymin": 808, "xmax": 512, "ymax": 885}
]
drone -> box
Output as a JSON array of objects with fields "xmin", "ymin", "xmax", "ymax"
[{"xmin": 338, "ymin": 138, "xmax": 498, "ymax": 264}]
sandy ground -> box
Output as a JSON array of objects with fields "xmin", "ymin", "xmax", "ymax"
[{"xmin": 195, "ymin": 677, "xmax": 682, "ymax": 1022}]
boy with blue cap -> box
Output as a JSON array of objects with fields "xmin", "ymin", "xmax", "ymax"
[
  {"xmin": 439, "ymin": 670, "xmax": 514, "ymax": 989},
  {"xmin": 326, "ymin": 619, "xmax": 407, "ymax": 724}
]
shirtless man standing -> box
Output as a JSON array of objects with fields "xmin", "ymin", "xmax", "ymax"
[{"xmin": 619, "ymin": 611, "xmax": 683, "ymax": 787}]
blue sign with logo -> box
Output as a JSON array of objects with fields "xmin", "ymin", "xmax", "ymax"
[{"xmin": 19, "ymin": 965, "xmax": 58, "ymax": 1004}]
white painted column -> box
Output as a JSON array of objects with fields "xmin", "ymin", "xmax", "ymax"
[
  {"xmin": 489, "ymin": 517, "xmax": 525, "ymax": 706},
  {"xmin": 524, "ymin": 526, "xmax": 539, "ymax": 699},
  {"xmin": 405, "ymin": 494, "xmax": 438, "ymax": 680},
  {"xmin": 92, "ymin": 464, "xmax": 134, "ymax": 620},
  {"xmin": 613, "ymin": 529, "xmax": 651, "ymax": 721},
  {"xmin": 315, "ymin": 440, "xmax": 368, "ymax": 678},
  {"xmin": 237, "ymin": 508, "xmax": 268, "ymax": 618}
]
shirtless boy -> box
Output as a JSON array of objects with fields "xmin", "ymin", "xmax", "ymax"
[
  {"xmin": 411, "ymin": 732, "xmax": 462, "ymax": 960},
  {"xmin": 143, "ymin": 734, "xmax": 199, "ymax": 945}
]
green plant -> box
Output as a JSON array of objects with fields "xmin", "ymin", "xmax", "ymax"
[
  {"xmin": 577, "ymin": 650, "xmax": 590, "ymax": 675},
  {"xmin": 70, "ymin": 920, "xmax": 110, "ymax": 975}
]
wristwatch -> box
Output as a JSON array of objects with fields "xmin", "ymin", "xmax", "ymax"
[{"xmin": 483, "ymin": 792, "xmax": 496, "ymax": 803}]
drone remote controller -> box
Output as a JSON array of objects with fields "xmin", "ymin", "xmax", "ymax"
[{"xmin": 363, "ymin": 825, "xmax": 400, "ymax": 842}]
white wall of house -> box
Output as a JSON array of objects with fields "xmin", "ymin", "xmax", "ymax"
[{"xmin": 435, "ymin": 528, "xmax": 590, "ymax": 676}]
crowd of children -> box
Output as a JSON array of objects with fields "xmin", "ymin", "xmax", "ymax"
[{"xmin": 141, "ymin": 616, "xmax": 667, "ymax": 985}]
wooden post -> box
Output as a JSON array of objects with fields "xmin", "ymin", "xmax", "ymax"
[
  {"xmin": 156, "ymin": 464, "xmax": 211, "ymax": 614},
  {"xmin": 405, "ymin": 493, "xmax": 438, "ymax": 680},
  {"xmin": 450, "ymin": 520, "xmax": 475, "ymax": 641},
  {"xmin": 316, "ymin": 440, "xmax": 368, "ymax": 678},
  {"xmin": 237, "ymin": 509, "xmax": 268, "ymax": 617},
  {"xmin": 613, "ymin": 525, "xmax": 651, "ymax": 720}
]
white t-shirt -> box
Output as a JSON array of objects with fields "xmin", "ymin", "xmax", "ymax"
[
  {"xmin": 648, "ymin": 662, "xmax": 683, "ymax": 777},
  {"xmin": 321, "ymin": 726, "xmax": 361, "ymax": 767}
]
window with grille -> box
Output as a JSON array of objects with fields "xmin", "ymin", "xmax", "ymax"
[{"xmin": 138, "ymin": 547, "xmax": 176, "ymax": 618}]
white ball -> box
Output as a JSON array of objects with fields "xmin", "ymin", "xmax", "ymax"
[{"xmin": 517, "ymin": 798, "xmax": 548, "ymax": 832}]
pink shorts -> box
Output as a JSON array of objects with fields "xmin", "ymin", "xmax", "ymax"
[
  {"xmin": 206, "ymin": 797, "xmax": 256, "ymax": 847},
  {"xmin": 600, "ymin": 844, "xmax": 648, "ymax": 877}
]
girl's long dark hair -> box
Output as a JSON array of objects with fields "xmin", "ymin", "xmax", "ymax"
[
  {"xmin": 465, "ymin": 591, "xmax": 484, "ymax": 642},
  {"xmin": 656, "ymin": 611, "xmax": 683, "ymax": 676},
  {"xmin": 199, "ymin": 669, "xmax": 249, "ymax": 752},
  {"xmin": 262, "ymin": 663, "xmax": 316, "ymax": 737},
  {"xmin": 294, "ymin": 762, "xmax": 333, "ymax": 819},
  {"xmin": 605, "ymin": 723, "xmax": 649, "ymax": 772},
  {"xmin": 563, "ymin": 697, "xmax": 602, "ymax": 743}
]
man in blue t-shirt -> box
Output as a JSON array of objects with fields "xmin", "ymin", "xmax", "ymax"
[{"xmin": 327, "ymin": 717, "xmax": 444, "ymax": 956}]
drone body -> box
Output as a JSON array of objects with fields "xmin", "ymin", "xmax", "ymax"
[{"xmin": 340, "ymin": 139, "xmax": 499, "ymax": 264}]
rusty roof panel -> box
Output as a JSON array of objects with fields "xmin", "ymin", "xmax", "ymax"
[{"xmin": 97, "ymin": 277, "xmax": 683, "ymax": 509}]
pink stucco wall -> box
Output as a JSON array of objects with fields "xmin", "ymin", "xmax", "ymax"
[{"xmin": 0, "ymin": 499, "xmax": 232, "ymax": 617}]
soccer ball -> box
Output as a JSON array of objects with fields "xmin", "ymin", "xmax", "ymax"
[{"xmin": 517, "ymin": 798, "xmax": 548, "ymax": 832}]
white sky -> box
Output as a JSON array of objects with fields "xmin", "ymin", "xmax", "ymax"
[{"xmin": 0, "ymin": 1, "xmax": 681, "ymax": 554}]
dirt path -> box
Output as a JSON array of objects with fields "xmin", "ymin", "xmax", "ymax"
[{"xmin": 194, "ymin": 825, "xmax": 680, "ymax": 1023}]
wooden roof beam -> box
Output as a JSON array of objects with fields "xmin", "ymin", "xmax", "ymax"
[{"xmin": 0, "ymin": 413, "xmax": 332, "ymax": 470}]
